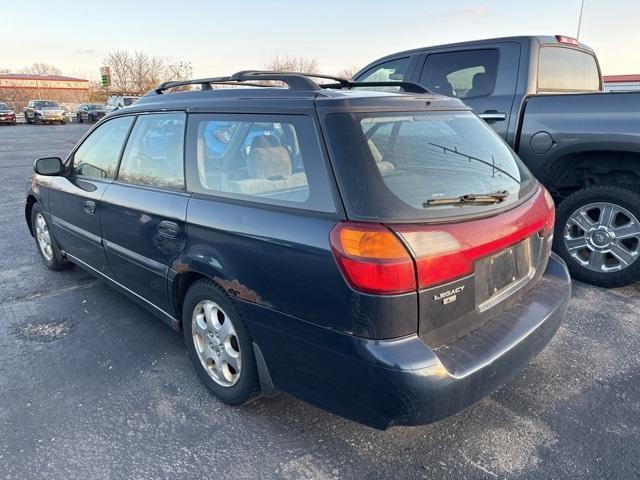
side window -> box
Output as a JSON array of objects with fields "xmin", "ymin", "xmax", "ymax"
[
  {"xmin": 72, "ymin": 116, "xmax": 134, "ymax": 179},
  {"xmin": 186, "ymin": 114, "xmax": 335, "ymax": 213},
  {"xmin": 357, "ymin": 57, "xmax": 411, "ymax": 83},
  {"xmin": 117, "ymin": 112, "xmax": 186, "ymax": 190},
  {"xmin": 419, "ymin": 49, "xmax": 499, "ymax": 99}
]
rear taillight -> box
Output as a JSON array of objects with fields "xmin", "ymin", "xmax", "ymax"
[
  {"xmin": 331, "ymin": 187, "xmax": 555, "ymax": 294},
  {"xmin": 330, "ymin": 222, "xmax": 416, "ymax": 294},
  {"xmin": 394, "ymin": 187, "xmax": 555, "ymax": 288}
]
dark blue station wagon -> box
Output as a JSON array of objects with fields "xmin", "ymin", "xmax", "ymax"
[{"xmin": 25, "ymin": 71, "xmax": 571, "ymax": 429}]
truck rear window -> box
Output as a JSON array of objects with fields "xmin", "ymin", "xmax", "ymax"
[
  {"xmin": 324, "ymin": 111, "xmax": 535, "ymax": 222},
  {"xmin": 538, "ymin": 46, "xmax": 600, "ymax": 92}
]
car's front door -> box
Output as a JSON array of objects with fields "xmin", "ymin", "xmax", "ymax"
[
  {"xmin": 100, "ymin": 112, "xmax": 188, "ymax": 313},
  {"xmin": 47, "ymin": 115, "xmax": 135, "ymax": 272}
]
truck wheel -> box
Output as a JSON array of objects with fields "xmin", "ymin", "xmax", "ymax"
[
  {"xmin": 554, "ymin": 186, "xmax": 640, "ymax": 287},
  {"xmin": 182, "ymin": 279, "xmax": 260, "ymax": 405}
]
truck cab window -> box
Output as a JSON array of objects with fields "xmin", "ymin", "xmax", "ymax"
[{"xmin": 419, "ymin": 49, "xmax": 499, "ymax": 99}]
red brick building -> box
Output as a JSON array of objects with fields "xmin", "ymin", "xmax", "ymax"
[
  {"xmin": 603, "ymin": 74, "xmax": 640, "ymax": 92},
  {"xmin": 0, "ymin": 73, "xmax": 91, "ymax": 110}
]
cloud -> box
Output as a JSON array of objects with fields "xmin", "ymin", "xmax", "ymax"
[
  {"xmin": 448, "ymin": 5, "xmax": 489, "ymax": 17},
  {"xmin": 73, "ymin": 48, "xmax": 98, "ymax": 55}
]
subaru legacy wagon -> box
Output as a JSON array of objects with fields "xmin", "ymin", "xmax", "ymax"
[{"xmin": 25, "ymin": 71, "xmax": 571, "ymax": 429}]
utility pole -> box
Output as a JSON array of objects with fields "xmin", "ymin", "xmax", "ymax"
[{"xmin": 577, "ymin": 0, "xmax": 585, "ymax": 40}]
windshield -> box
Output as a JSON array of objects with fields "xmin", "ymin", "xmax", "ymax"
[
  {"xmin": 123, "ymin": 97, "xmax": 138, "ymax": 106},
  {"xmin": 86, "ymin": 104, "xmax": 104, "ymax": 110},
  {"xmin": 324, "ymin": 111, "xmax": 535, "ymax": 221},
  {"xmin": 34, "ymin": 101, "xmax": 59, "ymax": 108},
  {"xmin": 0, "ymin": 103, "xmax": 9, "ymax": 109}
]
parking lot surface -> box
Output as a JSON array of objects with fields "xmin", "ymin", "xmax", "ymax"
[{"xmin": 1, "ymin": 124, "xmax": 639, "ymax": 480}]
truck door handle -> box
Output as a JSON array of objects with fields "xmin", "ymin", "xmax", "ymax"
[
  {"xmin": 158, "ymin": 220, "xmax": 179, "ymax": 238},
  {"xmin": 478, "ymin": 111, "xmax": 507, "ymax": 122},
  {"xmin": 84, "ymin": 200, "xmax": 96, "ymax": 214}
]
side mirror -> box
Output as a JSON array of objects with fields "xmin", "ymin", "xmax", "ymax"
[{"xmin": 34, "ymin": 157, "xmax": 63, "ymax": 176}]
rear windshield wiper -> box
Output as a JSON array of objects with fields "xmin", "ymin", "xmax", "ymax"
[
  {"xmin": 429, "ymin": 142, "xmax": 521, "ymax": 184},
  {"xmin": 423, "ymin": 190, "xmax": 509, "ymax": 208}
]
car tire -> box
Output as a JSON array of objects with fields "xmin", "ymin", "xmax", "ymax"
[
  {"xmin": 78, "ymin": 115, "xmax": 83, "ymax": 123},
  {"xmin": 182, "ymin": 279, "xmax": 260, "ymax": 405},
  {"xmin": 554, "ymin": 185, "xmax": 640, "ymax": 287},
  {"xmin": 31, "ymin": 203, "xmax": 68, "ymax": 271},
  {"xmin": 34, "ymin": 115, "xmax": 41, "ymax": 125},
  {"xmin": 25, "ymin": 113, "xmax": 31, "ymax": 124}
]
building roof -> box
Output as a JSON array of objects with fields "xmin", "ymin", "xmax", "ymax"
[
  {"xmin": 603, "ymin": 74, "xmax": 640, "ymax": 83},
  {"xmin": 0, "ymin": 73, "xmax": 89, "ymax": 82}
]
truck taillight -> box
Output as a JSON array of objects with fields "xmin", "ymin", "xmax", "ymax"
[
  {"xmin": 555, "ymin": 35, "xmax": 579, "ymax": 45},
  {"xmin": 330, "ymin": 223, "xmax": 416, "ymax": 294},
  {"xmin": 331, "ymin": 187, "xmax": 554, "ymax": 294}
]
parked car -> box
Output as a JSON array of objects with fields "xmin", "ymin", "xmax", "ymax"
[
  {"xmin": 105, "ymin": 94, "xmax": 140, "ymax": 112},
  {"xmin": 24, "ymin": 100, "xmax": 66, "ymax": 125},
  {"xmin": 76, "ymin": 103, "xmax": 107, "ymax": 123},
  {"xmin": 0, "ymin": 102, "xmax": 16, "ymax": 125},
  {"xmin": 25, "ymin": 71, "xmax": 570, "ymax": 430},
  {"xmin": 356, "ymin": 35, "xmax": 640, "ymax": 287}
]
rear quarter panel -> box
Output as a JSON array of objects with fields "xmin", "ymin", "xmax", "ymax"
[
  {"xmin": 174, "ymin": 197, "xmax": 418, "ymax": 339},
  {"xmin": 517, "ymin": 92, "xmax": 640, "ymax": 181}
]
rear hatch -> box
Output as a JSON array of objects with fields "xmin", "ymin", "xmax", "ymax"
[{"xmin": 323, "ymin": 106, "xmax": 555, "ymax": 346}]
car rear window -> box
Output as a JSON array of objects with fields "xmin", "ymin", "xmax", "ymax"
[
  {"xmin": 323, "ymin": 111, "xmax": 535, "ymax": 222},
  {"xmin": 538, "ymin": 46, "xmax": 600, "ymax": 92}
]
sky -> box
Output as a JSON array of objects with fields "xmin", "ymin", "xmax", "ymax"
[{"xmin": 2, "ymin": 0, "xmax": 639, "ymax": 81}]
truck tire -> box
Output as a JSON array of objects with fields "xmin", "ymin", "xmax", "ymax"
[{"xmin": 554, "ymin": 186, "xmax": 640, "ymax": 287}]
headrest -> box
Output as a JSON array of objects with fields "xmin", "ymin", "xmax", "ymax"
[
  {"xmin": 247, "ymin": 135, "xmax": 292, "ymax": 179},
  {"xmin": 251, "ymin": 134, "xmax": 281, "ymax": 148},
  {"xmin": 471, "ymin": 73, "xmax": 494, "ymax": 95}
]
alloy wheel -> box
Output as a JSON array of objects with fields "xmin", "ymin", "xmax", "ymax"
[
  {"xmin": 35, "ymin": 212, "xmax": 54, "ymax": 262},
  {"xmin": 191, "ymin": 300, "xmax": 242, "ymax": 387},
  {"xmin": 563, "ymin": 202, "xmax": 640, "ymax": 273}
]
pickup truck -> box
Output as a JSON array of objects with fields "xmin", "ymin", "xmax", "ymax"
[
  {"xmin": 23, "ymin": 100, "xmax": 67, "ymax": 125},
  {"xmin": 356, "ymin": 35, "xmax": 640, "ymax": 287}
]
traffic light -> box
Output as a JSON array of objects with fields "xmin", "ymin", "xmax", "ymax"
[{"xmin": 100, "ymin": 66, "xmax": 111, "ymax": 88}]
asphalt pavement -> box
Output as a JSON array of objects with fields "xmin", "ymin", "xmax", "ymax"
[{"xmin": 1, "ymin": 124, "xmax": 638, "ymax": 479}]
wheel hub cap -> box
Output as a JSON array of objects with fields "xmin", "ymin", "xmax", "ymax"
[{"xmin": 564, "ymin": 202, "xmax": 640, "ymax": 273}]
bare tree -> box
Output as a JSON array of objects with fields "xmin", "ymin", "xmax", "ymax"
[
  {"xmin": 104, "ymin": 50, "xmax": 134, "ymax": 93},
  {"xmin": 263, "ymin": 54, "xmax": 319, "ymax": 73},
  {"xmin": 103, "ymin": 50, "xmax": 193, "ymax": 94},
  {"xmin": 166, "ymin": 61, "xmax": 193, "ymax": 81},
  {"xmin": 19, "ymin": 63, "xmax": 62, "ymax": 76},
  {"xmin": 337, "ymin": 65, "xmax": 360, "ymax": 80}
]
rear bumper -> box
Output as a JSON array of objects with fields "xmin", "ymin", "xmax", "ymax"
[{"xmin": 249, "ymin": 253, "xmax": 571, "ymax": 429}]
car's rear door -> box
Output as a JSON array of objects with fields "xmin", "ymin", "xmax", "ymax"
[
  {"xmin": 100, "ymin": 112, "xmax": 188, "ymax": 314},
  {"xmin": 414, "ymin": 42, "xmax": 520, "ymax": 140},
  {"xmin": 48, "ymin": 115, "xmax": 135, "ymax": 272}
]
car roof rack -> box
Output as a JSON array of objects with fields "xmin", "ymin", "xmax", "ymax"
[{"xmin": 153, "ymin": 70, "xmax": 431, "ymax": 95}]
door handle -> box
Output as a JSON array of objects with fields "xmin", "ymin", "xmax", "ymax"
[
  {"xmin": 478, "ymin": 111, "xmax": 507, "ymax": 122},
  {"xmin": 158, "ymin": 220, "xmax": 179, "ymax": 238},
  {"xmin": 84, "ymin": 200, "xmax": 96, "ymax": 214}
]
